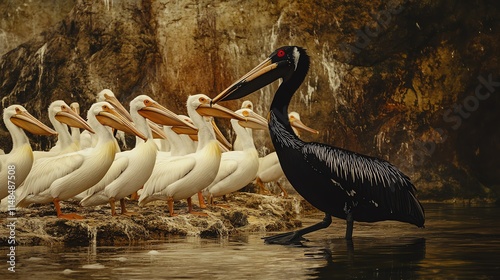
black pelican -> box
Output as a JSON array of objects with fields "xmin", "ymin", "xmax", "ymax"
[
  {"xmin": 203, "ymin": 108, "xmax": 268, "ymax": 203},
  {"xmin": 33, "ymin": 100, "xmax": 94, "ymax": 160},
  {"xmin": 256, "ymin": 111, "xmax": 319, "ymax": 197},
  {"xmin": 212, "ymin": 46, "xmax": 425, "ymax": 243},
  {"xmin": 1, "ymin": 105, "xmax": 57, "ymax": 200},
  {"xmin": 79, "ymin": 95, "xmax": 183, "ymax": 216},
  {"xmin": 138, "ymin": 94, "xmax": 245, "ymax": 216},
  {"xmin": 16, "ymin": 101, "xmax": 147, "ymax": 219}
]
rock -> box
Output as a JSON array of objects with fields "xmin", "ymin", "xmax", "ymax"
[
  {"xmin": 0, "ymin": 0, "xmax": 498, "ymax": 201},
  {"xmin": 0, "ymin": 192, "xmax": 303, "ymax": 246}
]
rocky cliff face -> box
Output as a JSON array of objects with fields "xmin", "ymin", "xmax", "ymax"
[{"xmin": 1, "ymin": 0, "xmax": 499, "ymax": 201}]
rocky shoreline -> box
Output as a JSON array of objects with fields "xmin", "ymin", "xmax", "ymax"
[{"xmin": 0, "ymin": 193, "xmax": 305, "ymax": 246}]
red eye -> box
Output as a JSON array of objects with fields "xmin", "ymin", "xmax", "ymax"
[{"xmin": 277, "ymin": 50, "xmax": 286, "ymax": 57}]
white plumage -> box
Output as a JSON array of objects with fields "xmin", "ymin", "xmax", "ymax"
[
  {"xmin": 139, "ymin": 94, "xmax": 245, "ymax": 216},
  {"xmin": 203, "ymin": 108, "xmax": 268, "ymax": 202},
  {"xmin": 0, "ymin": 105, "xmax": 57, "ymax": 200},
  {"xmin": 16, "ymin": 101, "xmax": 146, "ymax": 219},
  {"xmin": 33, "ymin": 100, "xmax": 94, "ymax": 160},
  {"xmin": 79, "ymin": 95, "xmax": 180, "ymax": 215}
]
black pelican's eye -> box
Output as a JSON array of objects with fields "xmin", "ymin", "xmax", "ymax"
[{"xmin": 277, "ymin": 50, "xmax": 286, "ymax": 58}]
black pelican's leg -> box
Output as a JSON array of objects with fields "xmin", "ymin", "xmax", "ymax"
[
  {"xmin": 345, "ymin": 212, "xmax": 353, "ymax": 240},
  {"xmin": 263, "ymin": 213, "xmax": 332, "ymax": 245}
]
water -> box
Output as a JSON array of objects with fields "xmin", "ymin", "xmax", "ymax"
[{"xmin": 3, "ymin": 203, "xmax": 500, "ymax": 279}]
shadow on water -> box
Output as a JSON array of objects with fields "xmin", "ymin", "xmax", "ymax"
[
  {"xmin": 5, "ymin": 203, "xmax": 500, "ymax": 279},
  {"xmin": 303, "ymin": 237, "xmax": 426, "ymax": 279}
]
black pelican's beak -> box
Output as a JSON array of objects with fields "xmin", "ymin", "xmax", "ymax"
[{"xmin": 212, "ymin": 51, "xmax": 294, "ymax": 104}]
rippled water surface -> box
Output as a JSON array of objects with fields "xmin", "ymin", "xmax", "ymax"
[{"xmin": 4, "ymin": 203, "xmax": 500, "ymax": 279}]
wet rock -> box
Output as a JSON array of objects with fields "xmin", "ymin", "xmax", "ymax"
[{"xmin": 0, "ymin": 192, "xmax": 304, "ymax": 246}]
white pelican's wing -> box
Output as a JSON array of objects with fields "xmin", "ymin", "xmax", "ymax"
[
  {"xmin": 17, "ymin": 152, "xmax": 85, "ymax": 206},
  {"xmin": 210, "ymin": 159, "xmax": 238, "ymax": 187},
  {"xmin": 258, "ymin": 152, "xmax": 279, "ymax": 172},
  {"xmin": 81, "ymin": 154, "xmax": 129, "ymax": 198},
  {"xmin": 140, "ymin": 156, "xmax": 196, "ymax": 203}
]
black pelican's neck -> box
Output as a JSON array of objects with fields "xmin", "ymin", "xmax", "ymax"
[
  {"xmin": 269, "ymin": 61, "xmax": 309, "ymax": 149},
  {"xmin": 269, "ymin": 48, "xmax": 310, "ymax": 137}
]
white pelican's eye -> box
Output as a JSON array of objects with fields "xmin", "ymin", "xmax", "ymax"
[
  {"xmin": 144, "ymin": 99, "xmax": 151, "ymax": 105},
  {"xmin": 199, "ymin": 97, "xmax": 206, "ymax": 103}
]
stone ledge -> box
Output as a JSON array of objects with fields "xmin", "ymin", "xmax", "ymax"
[{"xmin": 0, "ymin": 193, "xmax": 304, "ymax": 246}]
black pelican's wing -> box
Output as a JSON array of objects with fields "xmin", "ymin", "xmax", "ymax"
[{"xmin": 302, "ymin": 142, "xmax": 425, "ymax": 226}]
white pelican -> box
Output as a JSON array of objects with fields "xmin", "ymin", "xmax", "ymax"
[
  {"xmin": 138, "ymin": 94, "xmax": 245, "ymax": 216},
  {"xmin": 233, "ymin": 100, "xmax": 257, "ymax": 151},
  {"xmin": 152, "ymin": 115, "xmax": 223, "ymax": 209},
  {"xmin": 79, "ymin": 89, "xmax": 133, "ymax": 150},
  {"xmin": 97, "ymin": 89, "xmax": 133, "ymax": 150},
  {"xmin": 16, "ymin": 102, "xmax": 146, "ymax": 219},
  {"xmin": 203, "ymin": 108, "xmax": 268, "ymax": 203},
  {"xmin": 70, "ymin": 102, "xmax": 82, "ymax": 149},
  {"xmin": 79, "ymin": 95, "xmax": 185, "ymax": 216},
  {"xmin": 255, "ymin": 112, "xmax": 319, "ymax": 197},
  {"xmin": 0, "ymin": 105, "xmax": 57, "ymax": 200},
  {"xmin": 33, "ymin": 100, "xmax": 94, "ymax": 160}
]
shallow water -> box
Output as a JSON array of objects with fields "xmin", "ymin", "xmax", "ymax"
[{"xmin": 3, "ymin": 203, "xmax": 500, "ymax": 279}]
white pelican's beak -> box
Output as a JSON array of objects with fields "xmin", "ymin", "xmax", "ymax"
[
  {"xmin": 147, "ymin": 120, "xmax": 168, "ymax": 140},
  {"xmin": 96, "ymin": 105, "xmax": 147, "ymax": 141},
  {"xmin": 138, "ymin": 101, "xmax": 187, "ymax": 127},
  {"xmin": 103, "ymin": 92, "xmax": 133, "ymax": 122},
  {"xmin": 196, "ymin": 103, "xmax": 246, "ymax": 121},
  {"xmin": 290, "ymin": 115, "xmax": 319, "ymax": 135},
  {"xmin": 55, "ymin": 104, "xmax": 95, "ymax": 134},
  {"xmin": 172, "ymin": 125, "xmax": 198, "ymax": 135},
  {"xmin": 10, "ymin": 107, "xmax": 57, "ymax": 136},
  {"xmin": 171, "ymin": 116, "xmax": 199, "ymax": 136},
  {"xmin": 237, "ymin": 109, "xmax": 268, "ymax": 130}
]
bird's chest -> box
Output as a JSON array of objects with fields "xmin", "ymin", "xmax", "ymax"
[
  {"xmin": 275, "ymin": 146, "xmax": 350, "ymax": 215},
  {"xmin": 130, "ymin": 140, "xmax": 158, "ymax": 168},
  {"xmin": 192, "ymin": 141, "xmax": 222, "ymax": 179},
  {"xmin": 4, "ymin": 144, "xmax": 33, "ymax": 184}
]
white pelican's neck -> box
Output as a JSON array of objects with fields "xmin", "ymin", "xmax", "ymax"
[
  {"xmin": 231, "ymin": 119, "xmax": 255, "ymax": 150},
  {"xmin": 87, "ymin": 114, "xmax": 115, "ymax": 147},
  {"xmin": 71, "ymin": 127, "xmax": 81, "ymax": 146},
  {"xmin": 187, "ymin": 105, "xmax": 215, "ymax": 151},
  {"xmin": 4, "ymin": 116, "xmax": 29, "ymax": 151},
  {"xmin": 130, "ymin": 108, "xmax": 152, "ymax": 145},
  {"xmin": 48, "ymin": 110, "xmax": 73, "ymax": 150},
  {"xmin": 164, "ymin": 126, "xmax": 188, "ymax": 156},
  {"xmin": 196, "ymin": 117, "xmax": 216, "ymax": 152}
]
